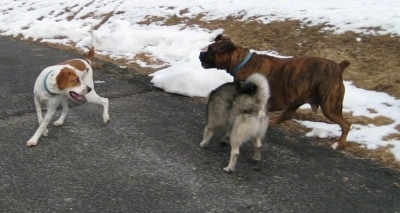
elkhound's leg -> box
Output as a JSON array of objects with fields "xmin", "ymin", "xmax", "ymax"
[
  {"xmin": 200, "ymin": 126, "xmax": 214, "ymax": 148},
  {"xmin": 253, "ymin": 117, "xmax": 268, "ymax": 161},
  {"xmin": 253, "ymin": 138, "xmax": 262, "ymax": 161},
  {"xmin": 219, "ymin": 131, "xmax": 230, "ymax": 146},
  {"xmin": 223, "ymin": 137, "xmax": 241, "ymax": 172}
]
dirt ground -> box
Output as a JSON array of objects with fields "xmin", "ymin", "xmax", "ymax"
[{"xmin": 38, "ymin": 15, "xmax": 400, "ymax": 169}]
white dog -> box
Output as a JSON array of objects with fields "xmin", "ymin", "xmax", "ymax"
[{"xmin": 27, "ymin": 27, "xmax": 110, "ymax": 147}]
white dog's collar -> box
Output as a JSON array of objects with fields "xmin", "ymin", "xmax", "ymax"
[{"xmin": 44, "ymin": 71, "xmax": 58, "ymax": 96}]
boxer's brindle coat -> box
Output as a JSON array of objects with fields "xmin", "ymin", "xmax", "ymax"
[{"xmin": 199, "ymin": 35, "xmax": 351, "ymax": 150}]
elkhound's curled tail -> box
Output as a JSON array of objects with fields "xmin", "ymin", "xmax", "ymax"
[
  {"xmin": 200, "ymin": 72, "xmax": 270, "ymax": 172},
  {"xmin": 241, "ymin": 73, "xmax": 270, "ymax": 111}
]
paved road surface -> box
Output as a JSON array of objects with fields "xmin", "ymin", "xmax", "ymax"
[{"xmin": 0, "ymin": 37, "xmax": 399, "ymax": 212}]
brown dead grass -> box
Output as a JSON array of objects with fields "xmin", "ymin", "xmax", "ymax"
[{"xmin": 344, "ymin": 143, "xmax": 400, "ymax": 170}]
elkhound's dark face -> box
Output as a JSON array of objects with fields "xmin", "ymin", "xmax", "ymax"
[{"xmin": 199, "ymin": 35, "xmax": 235, "ymax": 70}]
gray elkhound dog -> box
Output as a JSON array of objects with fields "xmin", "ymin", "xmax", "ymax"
[{"xmin": 200, "ymin": 73, "xmax": 270, "ymax": 172}]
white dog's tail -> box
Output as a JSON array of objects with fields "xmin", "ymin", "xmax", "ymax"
[
  {"xmin": 86, "ymin": 25, "xmax": 96, "ymax": 63},
  {"xmin": 241, "ymin": 73, "xmax": 270, "ymax": 111},
  {"xmin": 89, "ymin": 25, "xmax": 96, "ymax": 48}
]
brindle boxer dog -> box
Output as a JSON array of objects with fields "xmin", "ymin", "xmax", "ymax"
[{"xmin": 199, "ymin": 34, "xmax": 351, "ymax": 150}]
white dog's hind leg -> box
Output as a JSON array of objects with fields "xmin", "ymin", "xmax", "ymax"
[
  {"xmin": 84, "ymin": 91, "xmax": 110, "ymax": 123},
  {"xmin": 27, "ymin": 106, "xmax": 57, "ymax": 147},
  {"xmin": 53, "ymin": 97, "xmax": 69, "ymax": 126},
  {"xmin": 199, "ymin": 126, "xmax": 214, "ymax": 148}
]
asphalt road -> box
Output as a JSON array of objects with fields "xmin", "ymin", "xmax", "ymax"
[{"xmin": 0, "ymin": 37, "xmax": 399, "ymax": 213}]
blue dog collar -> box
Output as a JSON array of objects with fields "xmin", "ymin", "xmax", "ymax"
[
  {"xmin": 230, "ymin": 52, "xmax": 253, "ymax": 76},
  {"xmin": 43, "ymin": 71, "xmax": 58, "ymax": 96}
]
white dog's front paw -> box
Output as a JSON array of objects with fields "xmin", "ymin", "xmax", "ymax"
[
  {"xmin": 42, "ymin": 128, "xmax": 49, "ymax": 137},
  {"xmin": 223, "ymin": 166, "xmax": 235, "ymax": 173},
  {"xmin": 53, "ymin": 120, "xmax": 64, "ymax": 127},
  {"xmin": 103, "ymin": 116, "xmax": 110, "ymax": 124},
  {"xmin": 103, "ymin": 113, "xmax": 110, "ymax": 124},
  {"xmin": 26, "ymin": 140, "xmax": 38, "ymax": 147},
  {"xmin": 199, "ymin": 140, "xmax": 208, "ymax": 148}
]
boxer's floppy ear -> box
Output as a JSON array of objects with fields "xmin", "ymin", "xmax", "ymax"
[
  {"xmin": 216, "ymin": 41, "xmax": 235, "ymax": 53},
  {"xmin": 215, "ymin": 34, "xmax": 222, "ymax": 41},
  {"xmin": 215, "ymin": 34, "xmax": 231, "ymax": 42}
]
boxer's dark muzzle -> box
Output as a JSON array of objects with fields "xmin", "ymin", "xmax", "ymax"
[{"xmin": 199, "ymin": 51, "xmax": 216, "ymax": 69}]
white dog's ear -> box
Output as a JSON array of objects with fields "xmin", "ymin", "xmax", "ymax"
[
  {"xmin": 56, "ymin": 68, "xmax": 78, "ymax": 90},
  {"xmin": 56, "ymin": 68, "xmax": 70, "ymax": 90}
]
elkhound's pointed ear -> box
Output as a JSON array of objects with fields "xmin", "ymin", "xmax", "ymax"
[{"xmin": 215, "ymin": 34, "xmax": 231, "ymax": 42}]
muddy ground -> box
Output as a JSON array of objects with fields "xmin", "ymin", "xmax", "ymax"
[{"xmin": 37, "ymin": 15, "xmax": 400, "ymax": 169}]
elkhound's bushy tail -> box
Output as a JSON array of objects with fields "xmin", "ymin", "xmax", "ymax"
[{"xmin": 241, "ymin": 73, "xmax": 270, "ymax": 108}]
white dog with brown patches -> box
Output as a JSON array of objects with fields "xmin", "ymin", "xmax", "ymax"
[{"xmin": 27, "ymin": 28, "xmax": 110, "ymax": 147}]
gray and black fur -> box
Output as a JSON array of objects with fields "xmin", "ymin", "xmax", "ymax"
[{"xmin": 200, "ymin": 73, "xmax": 270, "ymax": 172}]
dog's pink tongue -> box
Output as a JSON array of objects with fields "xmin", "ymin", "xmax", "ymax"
[{"xmin": 70, "ymin": 92, "xmax": 82, "ymax": 101}]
